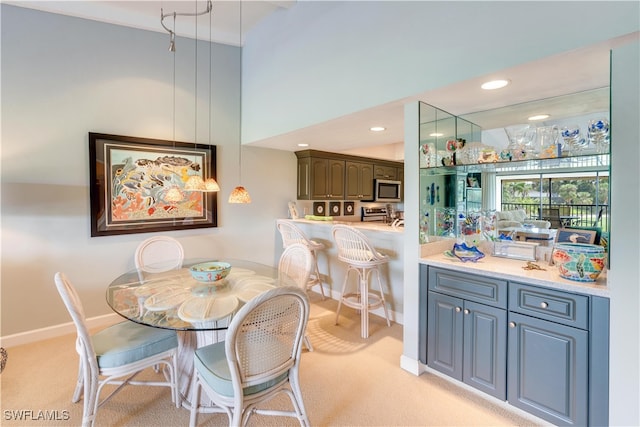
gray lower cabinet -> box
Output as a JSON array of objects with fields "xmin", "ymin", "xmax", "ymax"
[
  {"xmin": 426, "ymin": 267, "xmax": 508, "ymax": 400},
  {"xmin": 421, "ymin": 265, "xmax": 609, "ymax": 426},
  {"xmin": 427, "ymin": 292, "xmax": 507, "ymax": 399}
]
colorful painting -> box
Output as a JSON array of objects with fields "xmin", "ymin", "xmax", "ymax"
[{"xmin": 89, "ymin": 133, "xmax": 217, "ymax": 236}]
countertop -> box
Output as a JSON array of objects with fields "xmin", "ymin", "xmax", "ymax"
[
  {"xmin": 420, "ymin": 241, "xmax": 609, "ymax": 298},
  {"xmin": 291, "ymin": 218, "xmax": 404, "ymax": 234}
]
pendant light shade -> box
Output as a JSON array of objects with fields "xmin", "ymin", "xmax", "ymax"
[
  {"xmin": 204, "ymin": 178, "xmax": 220, "ymax": 192},
  {"xmin": 228, "ymin": 186, "xmax": 251, "ymax": 203},
  {"xmin": 228, "ymin": 1, "xmax": 251, "ymax": 204},
  {"xmin": 185, "ymin": 175, "xmax": 220, "ymax": 192}
]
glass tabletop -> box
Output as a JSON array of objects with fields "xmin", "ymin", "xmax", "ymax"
[{"xmin": 106, "ymin": 258, "xmax": 292, "ymax": 331}]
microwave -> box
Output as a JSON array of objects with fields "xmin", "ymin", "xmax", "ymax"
[{"xmin": 374, "ymin": 179, "xmax": 402, "ymax": 202}]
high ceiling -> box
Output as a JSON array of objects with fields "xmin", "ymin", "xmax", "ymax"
[{"xmin": 7, "ymin": 1, "xmax": 633, "ymax": 159}]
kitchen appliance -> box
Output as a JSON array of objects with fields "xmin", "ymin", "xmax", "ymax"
[
  {"xmin": 361, "ymin": 206, "xmax": 388, "ymax": 222},
  {"xmin": 374, "ymin": 179, "xmax": 402, "ymax": 202}
]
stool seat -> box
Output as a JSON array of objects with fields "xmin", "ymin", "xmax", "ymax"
[
  {"xmin": 332, "ymin": 224, "xmax": 391, "ymax": 338},
  {"xmin": 276, "ymin": 219, "xmax": 326, "ymax": 299}
]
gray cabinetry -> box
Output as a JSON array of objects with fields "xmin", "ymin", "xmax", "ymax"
[
  {"xmin": 421, "ymin": 265, "xmax": 609, "ymax": 426},
  {"xmin": 427, "ymin": 267, "xmax": 507, "ymax": 400},
  {"xmin": 345, "ymin": 161, "xmax": 374, "ymax": 200},
  {"xmin": 508, "ymin": 282, "xmax": 608, "ymax": 426}
]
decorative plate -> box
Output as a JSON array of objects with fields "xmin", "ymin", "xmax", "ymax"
[{"xmin": 178, "ymin": 295, "xmax": 239, "ymax": 322}]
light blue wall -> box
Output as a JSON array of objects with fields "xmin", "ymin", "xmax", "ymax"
[
  {"xmin": 242, "ymin": 1, "xmax": 640, "ymax": 144},
  {"xmin": 0, "ymin": 5, "xmax": 296, "ymax": 336}
]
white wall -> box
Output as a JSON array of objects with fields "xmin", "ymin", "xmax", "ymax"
[
  {"xmin": 242, "ymin": 1, "xmax": 640, "ymax": 144},
  {"xmin": 609, "ymin": 40, "xmax": 640, "ymax": 426},
  {"xmin": 0, "ymin": 5, "xmax": 296, "ymax": 337}
]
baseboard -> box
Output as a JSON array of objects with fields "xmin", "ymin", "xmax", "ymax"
[
  {"xmin": 1, "ymin": 313, "xmax": 122, "ymax": 348},
  {"xmin": 400, "ymin": 354, "xmax": 426, "ymax": 376}
]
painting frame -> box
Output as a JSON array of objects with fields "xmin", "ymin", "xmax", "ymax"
[
  {"xmin": 555, "ymin": 228, "xmax": 598, "ymax": 245},
  {"xmin": 89, "ymin": 132, "xmax": 217, "ymax": 237}
]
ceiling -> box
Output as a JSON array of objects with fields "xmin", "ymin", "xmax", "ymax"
[{"xmin": 8, "ymin": 1, "xmax": 634, "ymax": 160}]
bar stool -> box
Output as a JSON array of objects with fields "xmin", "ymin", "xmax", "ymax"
[
  {"xmin": 331, "ymin": 224, "xmax": 391, "ymax": 338},
  {"xmin": 276, "ymin": 219, "xmax": 326, "ymax": 299}
]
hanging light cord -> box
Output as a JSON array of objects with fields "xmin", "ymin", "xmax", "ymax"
[{"xmin": 238, "ymin": 0, "xmax": 243, "ymax": 184}]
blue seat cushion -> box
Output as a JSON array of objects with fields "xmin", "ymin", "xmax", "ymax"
[
  {"xmin": 194, "ymin": 342, "xmax": 288, "ymax": 397},
  {"xmin": 93, "ymin": 321, "xmax": 177, "ymax": 369}
]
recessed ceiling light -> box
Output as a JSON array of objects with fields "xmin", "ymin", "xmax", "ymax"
[
  {"xmin": 370, "ymin": 126, "xmax": 386, "ymax": 132},
  {"xmin": 297, "ymin": 143, "xmax": 309, "ymax": 147},
  {"xmin": 528, "ymin": 114, "xmax": 550, "ymax": 121},
  {"xmin": 430, "ymin": 133, "xmax": 444, "ymax": 137},
  {"xmin": 481, "ymin": 79, "xmax": 510, "ymax": 90}
]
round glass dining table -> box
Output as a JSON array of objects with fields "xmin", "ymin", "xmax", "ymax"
[{"xmin": 106, "ymin": 258, "xmax": 294, "ymax": 408}]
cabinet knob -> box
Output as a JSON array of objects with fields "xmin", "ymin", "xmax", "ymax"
[
  {"xmin": 540, "ymin": 302, "xmax": 549, "ymax": 309},
  {"xmin": 509, "ymin": 322, "xmax": 516, "ymax": 328},
  {"xmin": 463, "ymin": 309, "xmax": 470, "ymax": 315},
  {"xmin": 455, "ymin": 307, "xmax": 461, "ymax": 313}
]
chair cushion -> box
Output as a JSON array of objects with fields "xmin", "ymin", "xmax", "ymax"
[
  {"xmin": 194, "ymin": 341, "xmax": 288, "ymax": 397},
  {"xmin": 93, "ymin": 321, "xmax": 177, "ymax": 369}
]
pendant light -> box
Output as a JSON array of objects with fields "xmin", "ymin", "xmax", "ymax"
[
  {"xmin": 162, "ymin": 1, "xmax": 218, "ymax": 193},
  {"xmin": 228, "ymin": 0, "xmax": 251, "ymax": 204}
]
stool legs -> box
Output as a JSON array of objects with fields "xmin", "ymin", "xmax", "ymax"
[
  {"xmin": 335, "ymin": 265, "xmax": 391, "ymax": 339},
  {"xmin": 309, "ymin": 250, "xmax": 325, "ymax": 300}
]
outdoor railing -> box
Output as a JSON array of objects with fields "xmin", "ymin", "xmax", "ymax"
[{"xmin": 501, "ymin": 203, "xmax": 609, "ymax": 230}]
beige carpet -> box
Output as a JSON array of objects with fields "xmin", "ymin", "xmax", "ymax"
[{"xmin": 1, "ymin": 297, "xmax": 542, "ymax": 426}]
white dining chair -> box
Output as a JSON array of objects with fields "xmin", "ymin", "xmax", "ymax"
[
  {"xmin": 134, "ymin": 235, "xmax": 184, "ymax": 280},
  {"xmin": 54, "ymin": 272, "xmax": 180, "ymax": 427},
  {"xmin": 332, "ymin": 224, "xmax": 391, "ymax": 339},
  {"xmin": 276, "ymin": 220, "xmax": 326, "ymax": 299},
  {"xmin": 278, "ymin": 243, "xmax": 315, "ymax": 351},
  {"xmin": 189, "ymin": 286, "xmax": 311, "ymax": 427}
]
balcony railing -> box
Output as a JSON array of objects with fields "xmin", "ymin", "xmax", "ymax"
[{"xmin": 501, "ymin": 203, "xmax": 609, "ymax": 230}]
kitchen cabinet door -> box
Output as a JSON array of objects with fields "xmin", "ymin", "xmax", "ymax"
[
  {"xmin": 374, "ymin": 164, "xmax": 397, "ymax": 180},
  {"xmin": 345, "ymin": 161, "xmax": 374, "ymax": 200},
  {"xmin": 427, "ymin": 291, "xmax": 463, "ymax": 380},
  {"xmin": 508, "ymin": 312, "xmax": 588, "ymax": 426},
  {"xmin": 462, "ymin": 300, "xmax": 507, "ymax": 400},
  {"xmin": 297, "ymin": 157, "xmax": 311, "ymax": 199},
  {"xmin": 310, "ymin": 158, "xmax": 345, "ymax": 200}
]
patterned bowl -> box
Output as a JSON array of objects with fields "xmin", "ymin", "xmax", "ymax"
[
  {"xmin": 553, "ymin": 243, "xmax": 605, "ymax": 282},
  {"xmin": 189, "ymin": 261, "xmax": 231, "ymax": 283}
]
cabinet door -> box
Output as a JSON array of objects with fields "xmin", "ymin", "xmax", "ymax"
[
  {"xmin": 310, "ymin": 158, "xmax": 329, "ymax": 199},
  {"xmin": 297, "ymin": 157, "xmax": 311, "ymax": 200},
  {"xmin": 374, "ymin": 165, "xmax": 397, "ymax": 180},
  {"xmin": 427, "ymin": 292, "xmax": 463, "ymax": 380},
  {"xmin": 463, "ymin": 300, "xmax": 507, "ymax": 400},
  {"xmin": 345, "ymin": 161, "xmax": 374, "ymax": 200},
  {"xmin": 508, "ymin": 312, "xmax": 588, "ymax": 426},
  {"xmin": 327, "ymin": 159, "xmax": 345, "ymax": 199}
]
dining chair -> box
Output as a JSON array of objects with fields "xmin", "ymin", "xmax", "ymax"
[
  {"xmin": 54, "ymin": 272, "xmax": 180, "ymax": 427},
  {"xmin": 278, "ymin": 243, "xmax": 315, "ymax": 351},
  {"xmin": 276, "ymin": 219, "xmax": 326, "ymax": 299},
  {"xmin": 332, "ymin": 224, "xmax": 391, "ymax": 339},
  {"xmin": 189, "ymin": 286, "xmax": 311, "ymax": 427},
  {"xmin": 134, "ymin": 235, "xmax": 184, "ymax": 280}
]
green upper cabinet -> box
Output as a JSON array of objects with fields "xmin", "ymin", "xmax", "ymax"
[
  {"xmin": 345, "ymin": 161, "xmax": 374, "ymax": 200},
  {"xmin": 374, "ymin": 164, "xmax": 398, "ymax": 180},
  {"xmin": 295, "ymin": 150, "xmax": 402, "ymax": 201},
  {"xmin": 310, "ymin": 157, "xmax": 345, "ymax": 200}
]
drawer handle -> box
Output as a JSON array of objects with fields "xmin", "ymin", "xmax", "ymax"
[
  {"xmin": 540, "ymin": 302, "xmax": 549, "ymax": 309},
  {"xmin": 455, "ymin": 307, "xmax": 461, "ymax": 313},
  {"xmin": 463, "ymin": 309, "xmax": 470, "ymax": 315},
  {"xmin": 509, "ymin": 322, "xmax": 516, "ymax": 328}
]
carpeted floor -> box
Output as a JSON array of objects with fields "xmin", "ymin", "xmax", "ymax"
[{"xmin": 0, "ymin": 296, "xmax": 543, "ymax": 426}]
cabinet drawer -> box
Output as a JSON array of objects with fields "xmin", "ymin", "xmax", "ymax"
[
  {"xmin": 509, "ymin": 282, "xmax": 588, "ymax": 329},
  {"xmin": 428, "ymin": 267, "xmax": 507, "ymax": 309}
]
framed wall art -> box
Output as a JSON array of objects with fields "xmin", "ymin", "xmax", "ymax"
[{"xmin": 89, "ymin": 132, "xmax": 217, "ymax": 237}]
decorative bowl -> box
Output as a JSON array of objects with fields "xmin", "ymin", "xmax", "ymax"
[
  {"xmin": 189, "ymin": 261, "xmax": 231, "ymax": 283},
  {"xmin": 552, "ymin": 243, "xmax": 605, "ymax": 282},
  {"xmin": 445, "ymin": 242, "xmax": 485, "ymax": 263}
]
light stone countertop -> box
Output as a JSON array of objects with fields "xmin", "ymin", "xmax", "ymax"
[
  {"xmin": 291, "ymin": 218, "xmax": 404, "ymax": 234},
  {"xmin": 420, "ymin": 240, "xmax": 609, "ymax": 298}
]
